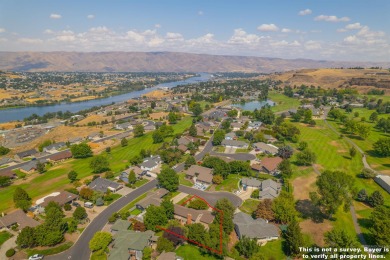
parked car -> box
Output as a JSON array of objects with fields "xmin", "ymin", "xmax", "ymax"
[
  {"xmin": 29, "ymin": 254, "xmax": 44, "ymax": 260},
  {"xmin": 145, "ymin": 173, "xmax": 152, "ymax": 177},
  {"xmin": 84, "ymin": 202, "xmax": 94, "ymax": 208},
  {"xmin": 72, "ymin": 202, "xmax": 81, "ymax": 207}
]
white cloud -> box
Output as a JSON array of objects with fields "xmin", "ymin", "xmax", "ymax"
[
  {"xmin": 257, "ymin": 24, "xmax": 279, "ymax": 32},
  {"xmin": 50, "ymin": 13, "xmax": 62, "ymax": 19},
  {"xmin": 165, "ymin": 32, "xmax": 183, "ymax": 41},
  {"xmin": 298, "ymin": 9, "xmax": 312, "ymax": 16},
  {"xmin": 228, "ymin": 29, "xmax": 261, "ymax": 45},
  {"xmin": 18, "ymin": 38, "xmax": 43, "ymax": 44},
  {"xmin": 87, "ymin": 14, "xmax": 95, "ymax": 19},
  {"xmin": 0, "ymin": 28, "xmax": 5, "ymax": 33},
  {"xmin": 43, "ymin": 29, "xmax": 54, "ymax": 34},
  {"xmin": 89, "ymin": 26, "xmax": 109, "ymax": 33},
  {"xmin": 344, "ymin": 35, "xmax": 358, "ymax": 43},
  {"xmin": 198, "ymin": 11, "xmax": 204, "ymax": 16},
  {"xmin": 281, "ymin": 28, "xmax": 292, "ymax": 33},
  {"xmin": 304, "ymin": 40, "xmax": 321, "ymax": 50},
  {"xmin": 154, "ymin": 24, "xmax": 161, "ymax": 28},
  {"xmin": 346, "ymin": 23, "xmax": 362, "ymax": 30},
  {"xmin": 314, "ymin": 15, "xmax": 350, "ymax": 22}
]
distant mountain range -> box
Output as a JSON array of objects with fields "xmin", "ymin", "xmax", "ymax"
[{"xmin": 0, "ymin": 52, "xmax": 389, "ymax": 73}]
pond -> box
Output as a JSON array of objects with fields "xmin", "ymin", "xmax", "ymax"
[{"xmin": 232, "ymin": 100, "xmax": 275, "ymax": 111}]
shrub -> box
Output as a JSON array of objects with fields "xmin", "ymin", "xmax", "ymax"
[
  {"xmin": 188, "ymin": 199, "xmax": 208, "ymax": 210},
  {"xmin": 251, "ymin": 189, "xmax": 260, "ymax": 198},
  {"xmin": 6, "ymin": 248, "xmax": 15, "ymax": 257},
  {"xmin": 64, "ymin": 203, "xmax": 72, "ymax": 211}
]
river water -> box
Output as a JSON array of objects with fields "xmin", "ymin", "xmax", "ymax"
[{"xmin": 0, "ymin": 73, "xmax": 211, "ymax": 123}]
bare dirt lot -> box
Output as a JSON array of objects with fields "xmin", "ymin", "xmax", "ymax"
[
  {"xmin": 292, "ymin": 171, "xmax": 317, "ymax": 200},
  {"xmin": 300, "ymin": 219, "xmax": 332, "ymax": 246}
]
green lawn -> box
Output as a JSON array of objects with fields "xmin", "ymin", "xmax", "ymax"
[
  {"xmin": 239, "ymin": 199, "xmax": 259, "ymax": 215},
  {"xmin": 259, "ymin": 239, "xmax": 287, "ymax": 259},
  {"xmin": 176, "ymin": 244, "xmax": 218, "ymax": 260},
  {"xmin": 90, "ymin": 250, "xmax": 107, "ymax": 260},
  {"xmin": 134, "ymin": 178, "xmax": 149, "ymax": 187},
  {"xmin": 0, "ymin": 116, "xmax": 193, "ymax": 213},
  {"xmin": 0, "ymin": 231, "xmax": 12, "ymax": 247},
  {"xmin": 235, "ymin": 148, "xmax": 251, "ymax": 153},
  {"xmin": 213, "ymin": 146, "xmax": 225, "ymax": 153},
  {"xmin": 178, "ymin": 173, "xmax": 193, "ymax": 187},
  {"xmin": 26, "ymin": 242, "xmax": 73, "ymax": 256},
  {"xmin": 215, "ymin": 174, "xmax": 240, "ymax": 192},
  {"xmin": 130, "ymin": 208, "xmax": 142, "ymax": 216},
  {"xmin": 268, "ymin": 91, "xmax": 301, "ymax": 112}
]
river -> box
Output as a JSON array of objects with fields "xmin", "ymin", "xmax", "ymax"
[{"xmin": 0, "ymin": 73, "xmax": 211, "ymax": 123}]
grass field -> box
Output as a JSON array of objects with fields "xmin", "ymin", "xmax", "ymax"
[
  {"xmin": 0, "ymin": 116, "xmax": 193, "ymax": 213},
  {"xmin": 268, "ymin": 91, "xmax": 301, "ymax": 112},
  {"xmin": 0, "ymin": 231, "xmax": 12, "ymax": 247},
  {"xmin": 215, "ymin": 174, "xmax": 240, "ymax": 192},
  {"xmin": 259, "ymin": 239, "xmax": 286, "ymax": 259},
  {"xmin": 239, "ymin": 199, "xmax": 258, "ymax": 215},
  {"xmin": 176, "ymin": 244, "xmax": 218, "ymax": 260}
]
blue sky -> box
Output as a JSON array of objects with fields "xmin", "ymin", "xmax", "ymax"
[{"xmin": 0, "ymin": 0, "xmax": 389, "ymax": 61}]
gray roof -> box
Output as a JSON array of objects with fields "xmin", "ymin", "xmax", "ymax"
[
  {"xmin": 241, "ymin": 177, "xmax": 262, "ymax": 187},
  {"xmin": 111, "ymin": 219, "xmax": 131, "ymax": 231},
  {"xmin": 16, "ymin": 149, "xmax": 38, "ymax": 158},
  {"xmin": 174, "ymin": 205, "xmax": 214, "ymax": 224},
  {"xmin": 140, "ymin": 155, "xmax": 161, "ymax": 169},
  {"xmin": 375, "ymin": 175, "xmax": 390, "ymax": 194},
  {"xmin": 136, "ymin": 188, "xmax": 169, "ymax": 210},
  {"xmin": 221, "ymin": 139, "xmax": 248, "ymax": 148},
  {"xmin": 261, "ymin": 179, "xmax": 280, "ymax": 191},
  {"xmin": 252, "ymin": 142, "xmax": 279, "ymax": 154},
  {"xmin": 0, "ymin": 157, "xmax": 13, "ymax": 166},
  {"xmin": 19, "ymin": 160, "xmax": 38, "ymax": 172},
  {"xmin": 158, "ymin": 252, "xmax": 183, "ymax": 260},
  {"xmin": 233, "ymin": 212, "xmax": 279, "ymax": 239},
  {"xmin": 89, "ymin": 177, "xmax": 122, "ymax": 193},
  {"xmin": 44, "ymin": 142, "xmax": 66, "ymax": 151},
  {"xmin": 109, "ymin": 230, "xmax": 155, "ymax": 260}
]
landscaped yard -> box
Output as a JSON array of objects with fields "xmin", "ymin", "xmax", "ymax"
[
  {"xmin": 134, "ymin": 178, "xmax": 149, "ymax": 187},
  {"xmin": 178, "ymin": 173, "xmax": 193, "ymax": 187},
  {"xmin": 176, "ymin": 244, "xmax": 218, "ymax": 260},
  {"xmin": 239, "ymin": 199, "xmax": 259, "ymax": 215},
  {"xmin": 215, "ymin": 174, "xmax": 240, "ymax": 192},
  {"xmin": 130, "ymin": 208, "xmax": 142, "ymax": 216},
  {"xmin": 259, "ymin": 239, "xmax": 286, "ymax": 259},
  {"xmin": 119, "ymin": 193, "xmax": 148, "ymax": 214},
  {"xmin": 0, "ymin": 231, "xmax": 12, "ymax": 247}
]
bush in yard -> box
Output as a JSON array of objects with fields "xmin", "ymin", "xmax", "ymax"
[
  {"xmin": 188, "ymin": 199, "xmax": 208, "ymax": 210},
  {"xmin": 89, "ymin": 231, "xmax": 112, "ymax": 252},
  {"xmin": 73, "ymin": 207, "xmax": 87, "ymax": 220},
  {"xmin": 67, "ymin": 170, "xmax": 78, "ymax": 182},
  {"xmin": 212, "ymin": 175, "xmax": 223, "ymax": 184},
  {"xmin": 6, "ymin": 248, "xmax": 15, "ymax": 257},
  {"xmin": 251, "ymin": 189, "xmax": 259, "ymax": 199},
  {"xmin": 360, "ymin": 168, "xmax": 376, "ymax": 179},
  {"xmin": 64, "ymin": 203, "xmax": 72, "ymax": 211}
]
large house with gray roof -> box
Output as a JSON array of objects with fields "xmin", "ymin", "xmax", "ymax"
[
  {"xmin": 140, "ymin": 155, "xmax": 162, "ymax": 171},
  {"xmin": 221, "ymin": 140, "xmax": 248, "ymax": 149},
  {"xmin": 259, "ymin": 179, "xmax": 281, "ymax": 199},
  {"xmin": 89, "ymin": 177, "xmax": 123, "ymax": 193},
  {"xmin": 233, "ymin": 212, "xmax": 279, "ymax": 244}
]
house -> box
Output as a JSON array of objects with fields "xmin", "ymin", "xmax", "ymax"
[
  {"xmin": 241, "ymin": 177, "xmax": 262, "ymax": 188},
  {"xmin": 225, "ymin": 132, "xmax": 237, "ymax": 140},
  {"xmin": 231, "ymin": 122, "xmax": 243, "ymax": 131},
  {"xmin": 259, "ymin": 157, "xmax": 283, "ymax": 175},
  {"xmin": 47, "ymin": 150, "xmax": 73, "ymax": 163},
  {"xmin": 108, "ymin": 230, "xmax": 155, "ymax": 260},
  {"xmin": 233, "ymin": 212, "xmax": 279, "ymax": 244},
  {"xmin": 264, "ymin": 134, "xmax": 277, "ymax": 143},
  {"xmin": 15, "ymin": 149, "xmax": 38, "ymax": 160},
  {"xmin": 43, "ymin": 142, "xmax": 66, "ymax": 153},
  {"xmin": 111, "ymin": 219, "xmax": 131, "ymax": 233},
  {"xmin": 252, "ymin": 142, "xmax": 279, "ymax": 155},
  {"xmin": 36, "ymin": 191, "xmax": 79, "ymax": 209},
  {"xmin": 206, "ymin": 110, "xmax": 226, "ymax": 121},
  {"xmin": 221, "ymin": 140, "xmax": 248, "ymax": 149},
  {"xmin": 144, "ymin": 124, "xmax": 156, "ymax": 131},
  {"xmin": 140, "ymin": 155, "xmax": 162, "ymax": 171},
  {"xmin": 68, "ymin": 137, "xmax": 83, "ymax": 144},
  {"xmin": 248, "ymin": 121, "xmax": 262, "ymax": 130},
  {"xmin": 19, "ymin": 160, "xmax": 39, "ymax": 174},
  {"xmin": 174, "ymin": 204, "xmax": 215, "ymax": 227},
  {"xmin": 120, "ymin": 166, "xmax": 144, "ymax": 183},
  {"xmin": 0, "ymin": 157, "xmax": 13, "ymax": 166},
  {"xmin": 177, "ymin": 136, "xmax": 199, "ymax": 146},
  {"xmin": 177, "ymin": 144, "xmax": 188, "ymax": 153},
  {"xmin": 136, "ymin": 188, "xmax": 169, "ymax": 211},
  {"xmin": 115, "ymin": 122, "xmax": 133, "ymax": 131},
  {"xmin": 157, "ymin": 252, "xmax": 183, "ymax": 260},
  {"xmin": 0, "ymin": 169, "xmax": 16, "ymax": 179},
  {"xmin": 89, "ymin": 177, "xmax": 123, "ymax": 193},
  {"xmin": 375, "ymin": 175, "xmax": 390, "ymax": 194},
  {"xmin": 185, "ymin": 165, "xmax": 213, "ymax": 185},
  {"xmin": 0, "ymin": 209, "xmax": 40, "ymax": 230},
  {"xmin": 259, "ymin": 179, "xmax": 281, "ymax": 199}
]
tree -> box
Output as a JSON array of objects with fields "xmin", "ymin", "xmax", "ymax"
[
  {"xmin": 0, "ymin": 176, "xmax": 11, "ymax": 187},
  {"xmin": 133, "ymin": 124, "xmax": 145, "ymax": 137},
  {"xmin": 188, "ymin": 199, "xmax": 208, "ymax": 210},
  {"xmin": 68, "ymin": 170, "xmax": 78, "ymax": 182},
  {"xmin": 277, "ymin": 145, "xmax": 293, "ymax": 159},
  {"xmin": 349, "ymin": 146, "xmax": 357, "ymax": 158},
  {"xmin": 73, "ymin": 206, "xmax": 87, "ymax": 220},
  {"xmin": 36, "ymin": 161, "xmax": 46, "ymax": 174},
  {"xmin": 144, "ymin": 205, "xmax": 168, "ymax": 231},
  {"xmin": 221, "ymin": 120, "xmax": 231, "ymax": 131},
  {"xmin": 303, "ymin": 109, "xmax": 312, "ymax": 123},
  {"xmin": 370, "ymin": 206, "xmax": 390, "ymax": 246},
  {"xmin": 212, "ymin": 175, "xmax": 223, "ymax": 184},
  {"xmin": 356, "ymin": 123, "xmax": 371, "ymax": 139},
  {"xmin": 227, "ymin": 109, "xmax": 238, "ymax": 118},
  {"xmin": 157, "ymin": 236, "xmax": 174, "ymax": 252},
  {"xmin": 133, "ymin": 221, "xmax": 146, "ymax": 232},
  {"xmin": 89, "ymin": 231, "xmax": 112, "ymax": 252},
  {"xmin": 38, "ymin": 140, "xmax": 53, "ymax": 152},
  {"xmin": 168, "ymin": 112, "xmax": 178, "ymax": 124},
  {"xmin": 250, "ymin": 189, "xmax": 259, "ymax": 198},
  {"xmin": 187, "ymin": 223, "xmax": 206, "ymax": 243},
  {"xmin": 191, "ymin": 103, "xmax": 203, "ymax": 117},
  {"xmin": 184, "ymin": 156, "xmax": 196, "ymax": 169},
  {"xmin": 235, "ymin": 236, "xmax": 260, "ymax": 258},
  {"xmin": 163, "ymin": 226, "xmax": 185, "ymax": 246},
  {"xmin": 189, "ymin": 123, "xmax": 197, "ymax": 137},
  {"xmin": 357, "ymin": 189, "xmax": 368, "ymax": 202},
  {"xmin": 90, "ymin": 155, "xmax": 110, "ymax": 173},
  {"xmin": 80, "ymin": 187, "xmax": 94, "ymax": 200},
  {"xmin": 13, "ymin": 187, "xmax": 32, "ymax": 211},
  {"xmin": 296, "ymin": 149, "xmax": 316, "ymax": 166},
  {"xmin": 325, "ymin": 228, "xmax": 359, "ymax": 251},
  {"xmin": 157, "ymin": 166, "xmax": 179, "ymax": 192},
  {"xmin": 128, "ymin": 170, "xmax": 137, "ymax": 184},
  {"xmin": 202, "ymin": 156, "xmax": 230, "ymax": 179},
  {"xmin": 212, "ymin": 130, "xmax": 225, "ymax": 145},
  {"xmin": 373, "ymin": 138, "xmax": 390, "ymax": 156},
  {"xmin": 121, "ymin": 138, "xmax": 128, "ymax": 147},
  {"xmin": 360, "ymin": 168, "xmax": 377, "ymax": 179},
  {"xmin": 272, "ymin": 191, "xmax": 297, "ymax": 224},
  {"xmin": 369, "ymin": 112, "xmax": 378, "ymax": 122},
  {"xmin": 298, "ymin": 141, "xmax": 308, "ymax": 151},
  {"xmin": 0, "ymin": 145, "xmax": 10, "ymax": 155},
  {"xmin": 161, "ymin": 197, "xmax": 174, "ymax": 219},
  {"xmin": 152, "ymin": 130, "xmax": 164, "ymax": 143},
  {"xmin": 142, "ymin": 247, "xmax": 152, "ymax": 260},
  {"xmin": 254, "ymin": 106, "xmax": 275, "ymax": 124},
  {"xmin": 151, "ymin": 101, "xmax": 156, "ymax": 109},
  {"xmin": 254, "ymin": 199, "xmax": 274, "ymax": 221},
  {"xmin": 284, "ymin": 218, "xmax": 304, "ymax": 256},
  {"xmin": 71, "ymin": 143, "xmax": 92, "ymax": 158},
  {"xmin": 214, "ymin": 198, "xmax": 235, "ymax": 234},
  {"xmin": 368, "ymin": 191, "xmax": 384, "ymax": 207},
  {"xmin": 278, "ymin": 159, "xmax": 293, "ymax": 179},
  {"xmin": 17, "ymin": 226, "xmax": 36, "ymax": 248},
  {"xmin": 311, "ymin": 170, "xmax": 354, "ymax": 217}
]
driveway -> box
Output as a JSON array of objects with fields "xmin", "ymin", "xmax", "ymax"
[
  {"xmin": 178, "ymin": 185, "xmax": 242, "ymax": 208},
  {"xmin": 210, "ymin": 151, "xmax": 255, "ymax": 161},
  {"xmin": 0, "ymin": 233, "xmax": 16, "ymax": 258},
  {"xmin": 46, "ymin": 179, "xmax": 158, "ymax": 260},
  {"xmin": 224, "ymin": 146, "xmax": 236, "ymax": 154},
  {"xmin": 116, "ymin": 186, "xmax": 133, "ymax": 196}
]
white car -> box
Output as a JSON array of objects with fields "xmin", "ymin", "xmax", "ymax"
[{"xmin": 29, "ymin": 254, "xmax": 44, "ymax": 260}]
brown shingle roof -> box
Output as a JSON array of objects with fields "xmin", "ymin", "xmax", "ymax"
[
  {"xmin": 174, "ymin": 205, "xmax": 214, "ymax": 224},
  {"xmin": 261, "ymin": 157, "xmax": 283, "ymax": 172},
  {"xmin": 0, "ymin": 209, "xmax": 40, "ymax": 229},
  {"xmin": 0, "ymin": 169, "xmax": 16, "ymax": 178},
  {"xmin": 39, "ymin": 191, "xmax": 78, "ymax": 207},
  {"xmin": 185, "ymin": 165, "xmax": 213, "ymax": 184},
  {"xmin": 48, "ymin": 150, "xmax": 72, "ymax": 161}
]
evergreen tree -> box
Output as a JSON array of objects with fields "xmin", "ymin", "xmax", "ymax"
[
  {"xmin": 13, "ymin": 187, "xmax": 32, "ymax": 211},
  {"xmin": 189, "ymin": 123, "xmax": 197, "ymax": 137},
  {"xmin": 284, "ymin": 218, "xmax": 304, "ymax": 256},
  {"xmin": 368, "ymin": 191, "xmax": 384, "ymax": 207}
]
